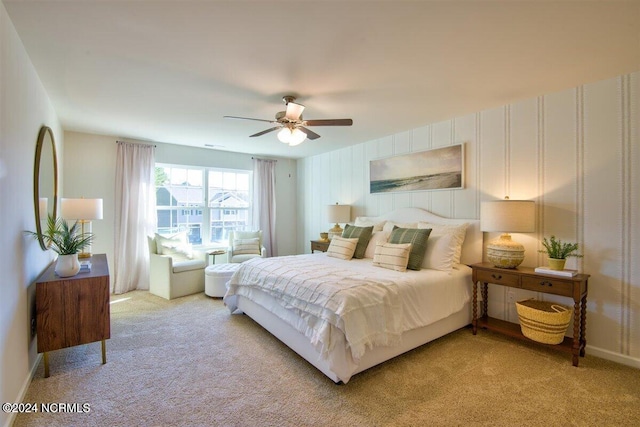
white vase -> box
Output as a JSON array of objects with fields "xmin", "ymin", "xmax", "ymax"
[{"xmin": 55, "ymin": 253, "xmax": 80, "ymax": 277}]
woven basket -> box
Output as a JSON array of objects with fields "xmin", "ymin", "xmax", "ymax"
[{"xmin": 515, "ymin": 299, "xmax": 573, "ymax": 345}]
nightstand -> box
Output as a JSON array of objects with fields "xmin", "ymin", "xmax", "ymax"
[
  {"xmin": 310, "ymin": 240, "xmax": 330, "ymax": 253},
  {"xmin": 470, "ymin": 262, "xmax": 589, "ymax": 366}
]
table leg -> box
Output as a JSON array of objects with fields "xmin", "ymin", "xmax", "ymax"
[
  {"xmin": 580, "ymin": 294, "xmax": 587, "ymax": 357},
  {"xmin": 481, "ymin": 283, "xmax": 488, "ymax": 318},
  {"xmin": 43, "ymin": 352, "xmax": 49, "ymax": 378},
  {"xmin": 101, "ymin": 340, "xmax": 107, "ymax": 364},
  {"xmin": 472, "ymin": 281, "xmax": 478, "ymax": 334},
  {"xmin": 572, "ymin": 298, "xmax": 580, "ymax": 366}
]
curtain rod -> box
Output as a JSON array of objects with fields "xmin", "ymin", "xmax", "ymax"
[
  {"xmin": 115, "ymin": 140, "xmax": 156, "ymax": 147},
  {"xmin": 251, "ymin": 157, "xmax": 277, "ymax": 162}
]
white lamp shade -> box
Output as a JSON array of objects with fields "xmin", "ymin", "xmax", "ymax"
[
  {"xmin": 61, "ymin": 198, "xmax": 103, "ymax": 220},
  {"xmin": 277, "ymin": 128, "xmax": 291, "ymax": 143},
  {"xmin": 327, "ymin": 204, "xmax": 351, "ymax": 224},
  {"xmin": 481, "ymin": 200, "xmax": 535, "ymax": 233}
]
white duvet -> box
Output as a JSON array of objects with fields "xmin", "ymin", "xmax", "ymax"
[{"xmin": 224, "ymin": 253, "xmax": 471, "ymax": 363}]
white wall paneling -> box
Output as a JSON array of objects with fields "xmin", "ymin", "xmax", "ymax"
[{"xmin": 297, "ymin": 71, "xmax": 640, "ymax": 367}]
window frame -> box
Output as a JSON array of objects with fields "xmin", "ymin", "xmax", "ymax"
[{"xmin": 155, "ymin": 163, "xmax": 253, "ymax": 246}]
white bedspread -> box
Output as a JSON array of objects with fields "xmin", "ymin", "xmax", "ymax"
[{"xmin": 224, "ymin": 254, "xmax": 471, "ymax": 363}]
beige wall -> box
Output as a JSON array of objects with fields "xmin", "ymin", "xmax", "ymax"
[
  {"xmin": 0, "ymin": 3, "xmax": 63, "ymax": 426},
  {"xmin": 298, "ymin": 71, "xmax": 640, "ymax": 368}
]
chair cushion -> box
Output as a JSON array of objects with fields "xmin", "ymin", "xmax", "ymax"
[{"xmin": 172, "ymin": 259, "xmax": 206, "ymax": 273}]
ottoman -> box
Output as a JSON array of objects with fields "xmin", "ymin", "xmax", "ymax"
[{"xmin": 204, "ymin": 263, "xmax": 240, "ymax": 297}]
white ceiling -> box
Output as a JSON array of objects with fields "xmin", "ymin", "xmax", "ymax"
[{"xmin": 5, "ymin": 1, "xmax": 639, "ymax": 159}]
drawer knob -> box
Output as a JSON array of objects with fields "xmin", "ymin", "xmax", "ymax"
[
  {"xmin": 491, "ymin": 274, "xmax": 502, "ymax": 280},
  {"xmin": 540, "ymin": 281, "xmax": 553, "ymax": 287}
]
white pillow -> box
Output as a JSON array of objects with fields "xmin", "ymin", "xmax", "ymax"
[
  {"xmin": 372, "ymin": 242, "xmax": 412, "ymax": 272},
  {"xmin": 382, "ymin": 221, "xmax": 418, "ymax": 233},
  {"xmin": 418, "ymin": 222, "xmax": 468, "ymax": 265},
  {"xmin": 326, "ymin": 236, "xmax": 359, "ymax": 260},
  {"xmin": 155, "ymin": 232, "xmax": 193, "ymax": 261},
  {"xmin": 354, "ymin": 217, "xmax": 387, "ymax": 232},
  {"xmin": 364, "ymin": 231, "xmax": 391, "ymax": 259},
  {"xmin": 233, "ymin": 237, "xmax": 261, "ymax": 255},
  {"xmin": 420, "ymin": 233, "xmax": 459, "ymax": 271}
]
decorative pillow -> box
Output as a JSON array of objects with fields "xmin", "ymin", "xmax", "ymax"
[
  {"xmin": 354, "ymin": 217, "xmax": 386, "ymax": 232},
  {"xmin": 341, "ymin": 224, "xmax": 373, "ymax": 259},
  {"xmin": 372, "ymin": 242, "xmax": 412, "ymax": 272},
  {"xmin": 233, "ymin": 230, "xmax": 262, "ymax": 246},
  {"xmin": 388, "ymin": 227, "xmax": 432, "ymax": 271},
  {"xmin": 155, "ymin": 231, "xmax": 193, "ymax": 261},
  {"xmin": 383, "ymin": 221, "xmax": 418, "ymax": 233},
  {"xmin": 233, "ymin": 237, "xmax": 261, "ymax": 255},
  {"xmin": 420, "ymin": 233, "xmax": 459, "ymax": 271},
  {"xmin": 326, "ymin": 236, "xmax": 359, "ymax": 260},
  {"xmin": 417, "ymin": 222, "xmax": 468, "ymax": 265},
  {"xmin": 364, "ymin": 231, "xmax": 391, "ymax": 259}
]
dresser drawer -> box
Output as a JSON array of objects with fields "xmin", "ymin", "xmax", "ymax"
[
  {"xmin": 475, "ymin": 269, "xmax": 520, "ymax": 287},
  {"xmin": 521, "ymin": 276, "xmax": 574, "ymax": 297}
]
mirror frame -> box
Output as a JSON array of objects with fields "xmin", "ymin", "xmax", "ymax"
[{"xmin": 33, "ymin": 126, "xmax": 58, "ymax": 250}]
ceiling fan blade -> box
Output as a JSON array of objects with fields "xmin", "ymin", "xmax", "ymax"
[
  {"xmin": 303, "ymin": 119, "xmax": 353, "ymax": 126},
  {"xmin": 285, "ymin": 102, "xmax": 305, "ymax": 121},
  {"xmin": 299, "ymin": 127, "xmax": 321, "ymax": 140},
  {"xmin": 249, "ymin": 126, "xmax": 281, "ymax": 137},
  {"xmin": 224, "ymin": 115, "xmax": 277, "ymax": 124}
]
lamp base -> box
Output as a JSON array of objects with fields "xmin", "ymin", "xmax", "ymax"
[
  {"xmin": 328, "ymin": 223, "xmax": 343, "ymax": 241},
  {"xmin": 486, "ymin": 233, "xmax": 525, "ymax": 269}
]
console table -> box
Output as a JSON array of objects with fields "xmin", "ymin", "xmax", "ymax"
[
  {"xmin": 470, "ymin": 262, "xmax": 589, "ymax": 366},
  {"xmin": 36, "ymin": 253, "xmax": 111, "ymax": 377}
]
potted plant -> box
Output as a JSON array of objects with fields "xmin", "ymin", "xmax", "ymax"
[
  {"xmin": 26, "ymin": 214, "xmax": 94, "ymax": 277},
  {"xmin": 538, "ymin": 235, "xmax": 582, "ymax": 270}
]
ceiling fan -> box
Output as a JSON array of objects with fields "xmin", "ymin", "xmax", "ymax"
[{"xmin": 224, "ymin": 95, "xmax": 353, "ymax": 146}]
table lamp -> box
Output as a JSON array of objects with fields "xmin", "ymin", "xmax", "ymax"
[
  {"xmin": 481, "ymin": 197, "xmax": 535, "ymax": 268},
  {"xmin": 327, "ymin": 203, "xmax": 351, "ymax": 240},
  {"xmin": 61, "ymin": 197, "xmax": 103, "ymax": 258}
]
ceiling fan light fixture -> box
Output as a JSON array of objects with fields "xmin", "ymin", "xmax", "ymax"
[
  {"xmin": 277, "ymin": 126, "xmax": 307, "ymax": 146},
  {"xmin": 277, "ymin": 127, "xmax": 292, "ymax": 144},
  {"xmin": 289, "ymin": 128, "xmax": 307, "ymax": 146}
]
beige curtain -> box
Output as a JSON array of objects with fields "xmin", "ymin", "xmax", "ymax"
[
  {"xmin": 252, "ymin": 158, "xmax": 277, "ymax": 257},
  {"xmin": 113, "ymin": 141, "xmax": 156, "ymax": 294}
]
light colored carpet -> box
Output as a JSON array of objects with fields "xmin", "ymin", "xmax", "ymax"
[{"xmin": 15, "ymin": 291, "xmax": 640, "ymax": 427}]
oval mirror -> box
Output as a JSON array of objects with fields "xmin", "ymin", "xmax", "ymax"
[{"xmin": 33, "ymin": 126, "xmax": 58, "ymax": 250}]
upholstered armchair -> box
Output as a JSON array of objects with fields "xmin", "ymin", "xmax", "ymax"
[
  {"xmin": 148, "ymin": 232, "xmax": 207, "ymax": 300},
  {"xmin": 228, "ymin": 230, "xmax": 267, "ymax": 263}
]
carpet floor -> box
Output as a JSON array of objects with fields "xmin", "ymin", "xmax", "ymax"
[{"xmin": 14, "ymin": 290, "xmax": 640, "ymax": 427}]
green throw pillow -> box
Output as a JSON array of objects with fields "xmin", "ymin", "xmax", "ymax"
[
  {"xmin": 388, "ymin": 227, "xmax": 432, "ymax": 270},
  {"xmin": 341, "ymin": 224, "xmax": 374, "ymax": 259}
]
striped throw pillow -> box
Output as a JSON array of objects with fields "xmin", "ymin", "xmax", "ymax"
[
  {"xmin": 388, "ymin": 227, "xmax": 432, "ymax": 270},
  {"xmin": 372, "ymin": 242, "xmax": 412, "ymax": 272},
  {"xmin": 326, "ymin": 236, "xmax": 359, "ymax": 260},
  {"xmin": 233, "ymin": 237, "xmax": 261, "ymax": 255},
  {"xmin": 341, "ymin": 224, "xmax": 373, "ymax": 259}
]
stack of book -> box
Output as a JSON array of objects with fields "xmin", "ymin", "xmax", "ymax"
[
  {"xmin": 534, "ymin": 266, "xmax": 577, "ymax": 277},
  {"xmin": 79, "ymin": 260, "xmax": 92, "ymax": 273}
]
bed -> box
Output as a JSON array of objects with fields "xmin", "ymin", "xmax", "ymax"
[{"xmin": 223, "ymin": 208, "xmax": 482, "ymax": 383}]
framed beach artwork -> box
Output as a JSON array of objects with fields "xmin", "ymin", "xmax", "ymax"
[{"xmin": 370, "ymin": 144, "xmax": 464, "ymax": 194}]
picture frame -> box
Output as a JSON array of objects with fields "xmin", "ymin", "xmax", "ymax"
[{"xmin": 369, "ymin": 144, "xmax": 464, "ymax": 194}]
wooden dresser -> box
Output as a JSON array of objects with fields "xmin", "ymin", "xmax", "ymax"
[{"xmin": 35, "ymin": 253, "xmax": 110, "ymax": 377}]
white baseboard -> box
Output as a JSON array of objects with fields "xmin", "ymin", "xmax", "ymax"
[
  {"xmin": 3, "ymin": 354, "xmax": 42, "ymax": 427},
  {"xmin": 586, "ymin": 345, "xmax": 640, "ymax": 369}
]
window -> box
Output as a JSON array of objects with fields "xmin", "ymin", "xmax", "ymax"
[{"xmin": 155, "ymin": 164, "xmax": 252, "ymax": 245}]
